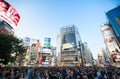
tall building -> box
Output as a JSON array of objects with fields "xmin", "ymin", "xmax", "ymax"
[
  {"xmin": 101, "ymin": 23, "xmax": 120, "ymax": 65},
  {"xmin": 57, "ymin": 25, "xmax": 83, "ymax": 66},
  {"xmin": 106, "ymin": 6, "xmax": 120, "ymax": 48},
  {"xmin": 82, "ymin": 42, "xmax": 93, "ymax": 66}
]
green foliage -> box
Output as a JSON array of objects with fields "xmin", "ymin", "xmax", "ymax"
[{"xmin": 0, "ymin": 33, "xmax": 26, "ymax": 65}]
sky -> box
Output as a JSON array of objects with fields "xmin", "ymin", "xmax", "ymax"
[{"xmin": 5, "ymin": 0, "xmax": 120, "ymax": 59}]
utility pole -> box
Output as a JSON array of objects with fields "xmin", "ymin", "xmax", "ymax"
[{"xmin": 78, "ymin": 41, "xmax": 84, "ymax": 67}]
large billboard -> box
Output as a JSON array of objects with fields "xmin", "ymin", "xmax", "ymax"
[
  {"xmin": 41, "ymin": 46, "xmax": 51, "ymax": 53},
  {"xmin": 106, "ymin": 6, "xmax": 120, "ymax": 41},
  {"xmin": 101, "ymin": 24, "xmax": 119, "ymax": 53},
  {"xmin": 0, "ymin": 1, "xmax": 20, "ymax": 29}
]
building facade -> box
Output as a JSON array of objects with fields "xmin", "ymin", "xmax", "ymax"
[
  {"xmin": 57, "ymin": 25, "xmax": 83, "ymax": 66},
  {"xmin": 101, "ymin": 24, "xmax": 120, "ymax": 53},
  {"xmin": 82, "ymin": 42, "xmax": 93, "ymax": 66},
  {"xmin": 101, "ymin": 24, "xmax": 120, "ymax": 65},
  {"xmin": 106, "ymin": 6, "xmax": 120, "ymax": 48}
]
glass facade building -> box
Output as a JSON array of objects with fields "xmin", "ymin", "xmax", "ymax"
[
  {"xmin": 106, "ymin": 6, "xmax": 120, "ymax": 47},
  {"xmin": 57, "ymin": 25, "xmax": 83, "ymax": 66}
]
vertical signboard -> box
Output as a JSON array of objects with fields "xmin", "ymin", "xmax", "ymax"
[{"xmin": 38, "ymin": 53, "xmax": 43, "ymax": 64}]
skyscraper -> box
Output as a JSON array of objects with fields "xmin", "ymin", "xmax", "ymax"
[{"xmin": 57, "ymin": 25, "xmax": 83, "ymax": 66}]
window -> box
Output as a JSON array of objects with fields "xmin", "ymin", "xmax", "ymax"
[{"xmin": 62, "ymin": 33, "xmax": 76, "ymax": 45}]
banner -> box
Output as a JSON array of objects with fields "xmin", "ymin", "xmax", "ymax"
[
  {"xmin": 0, "ymin": 1, "xmax": 20, "ymax": 29},
  {"xmin": 38, "ymin": 53, "xmax": 43, "ymax": 64}
]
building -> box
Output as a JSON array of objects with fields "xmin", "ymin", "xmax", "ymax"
[
  {"xmin": 97, "ymin": 48, "xmax": 106, "ymax": 67},
  {"xmin": 82, "ymin": 42, "xmax": 93, "ymax": 66},
  {"xmin": 23, "ymin": 38, "xmax": 41, "ymax": 66},
  {"xmin": 101, "ymin": 24, "xmax": 120, "ymax": 53},
  {"xmin": 0, "ymin": 0, "xmax": 20, "ymax": 35},
  {"xmin": 101, "ymin": 24, "xmax": 120, "ymax": 65},
  {"xmin": 57, "ymin": 25, "xmax": 83, "ymax": 66},
  {"xmin": 106, "ymin": 6, "xmax": 120, "ymax": 48},
  {"xmin": 39, "ymin": 46, "xmax": 53, "ymax": 66}
]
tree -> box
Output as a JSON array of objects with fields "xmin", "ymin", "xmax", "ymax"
[{"xmin": 0, "ymin": 33, "xmax": 26, "ymax": 65}]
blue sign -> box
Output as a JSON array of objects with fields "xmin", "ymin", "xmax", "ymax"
[
  {"xmin": 25, "ymin": 37, "xmax": 30, "ymax": 43},
  {"xmin": 44, "ymin": 38, "xmax": 51, "ymax": 46},
  {"xmin": 45, "ymin": 38, "xmax": 51, "ymax": 42}
]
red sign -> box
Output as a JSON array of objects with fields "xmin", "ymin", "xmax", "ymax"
[
  {"xmin": 38, "ymin": 53, "xmax": 43, "ymax": 64},
  {"xmin": 111, "ymin": 53, "xmax": 120, "ymax": 62},
  {"xmin": 0, "ymin": 1, "xmax": 20, "ymax": 28}
]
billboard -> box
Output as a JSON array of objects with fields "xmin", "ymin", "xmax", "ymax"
[
  {"xmin": 111, "ymin": 53, "xmax": 120, "ymax": 62},
  {"xmin": 62, "ymin": 43, "xmax": 73, "ymax": 49},
  {"xmin": 42, "ymin": 46, "xmax": 51, "ymax": 53},
  {"xmin": 25, "ymin": 37, "xmax": 30, "ymax": 44},
  {"xmin": 44, "ymin": 38, "xmax": 51, "ymax": 46},
  {"xmin": 38, "ymin": 53, "xmax": 43, "ymax": 64},
  {"xmin": 0, "ymin": 1, "xmax": 20, "ymax": 29},
  {"xmin": 106, "ymin": 6, "xmax": 120, "ymax": 41},
  {"xmin": 101, "ymin": 24, "xmax": 119, "ymax": 53}
]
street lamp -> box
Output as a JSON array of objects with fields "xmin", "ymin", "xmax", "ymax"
[{"xmin": 78, "ymin": 41, "xmax": 84, "ymax": 67}]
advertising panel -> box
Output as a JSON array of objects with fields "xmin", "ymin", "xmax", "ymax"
[
  {"xmin": 25, "ymin": 37, "xmax": 30, "ymax": 44},
  {"xmin": 42, "ymin": 46, "xmax": 51, "ymax": 53},
  {"xmin": 101, "ymin": 24, "xmax": 119, "ymax": 53},
  {"xmin": 62, "ymin": 43, "xmax": 73, "ymax": 49},
  {"xmin": 103, "ymin": 30, "xmax": 114, "ymax": 42},
  {"xmin": 111, "ymin": 53, "xmax": 120, "ymax": 62},
  {"xmin": 31, "ymin": 39, "xmax": 39, "ymax": 44},
  {"xmin": 106, "ymin": 6, "xmax": 120, "ymax": 40},
  {"xmin": 0, "ymin": 1, "xmax": 20, "ymax": 29},
  {"xmin": 44, "ymin": 37, "xmax": 51, "ymax": 46},
  {"xmin": 38, "ymin": 53, "xmax": 43, "ymax": 64},
  {"xmin": 107, "ymin": 41, "xmax": 118, "ymax": 53}
]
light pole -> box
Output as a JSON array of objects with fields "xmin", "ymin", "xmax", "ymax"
[{"xmin": 78, "ymin": 41, "xmax": 84, "ymax": 67}]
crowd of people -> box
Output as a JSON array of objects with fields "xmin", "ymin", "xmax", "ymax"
[{"xmin": 0, "ymin": 66, "xmax": 120, "ymax": 79}]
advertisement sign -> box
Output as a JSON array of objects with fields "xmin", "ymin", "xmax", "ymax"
[
  {"xmin": 62, "ymin": 43, "xmax": 73, "ymax": 49},
  {"xmin": 103, "ymin": 29, "xmax": 113, "ymax": 39},
  {"xmin": 25, "ymin": 37, "xmax": 30, "ymax": 44},
  {"xmin": 106, "ymin": 41, "xmax": 119, "ymax": 53},
  {"xmin": 42, "ymin": 62, "xmax": 49, "ymax": 65},
  {"xmin": 106, "ymin": 6, "xmax": 120, "ymax": 40},
  {"xmin": 38, "ymin": 53, "xmax": 43, "ymax": 64},
  {"xmin": 31, "ymin": 39, "xmax": 39, "ymax": 44},
  {"xmin": 0, "ymin": 1, "xmax": 20, "ymax": 29},
  {"xmin": 44, "ymin": 38, "xmax": 51, "ymax": 46},
  {"xmin": 111, "ymin": 53, "xmax": 120, "ymax": 62},
  {"xmin": 42, "ymin": 46, "xmax": 51, "ymax": 53}
]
